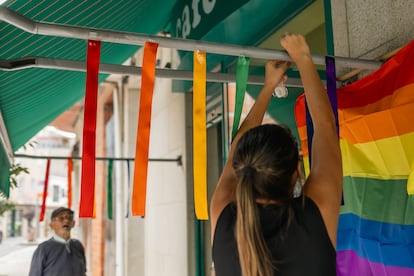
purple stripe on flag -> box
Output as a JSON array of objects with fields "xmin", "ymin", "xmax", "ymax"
[{"xmin": 337, "ymin": 250, "xmax": 414, "ymax": 276}]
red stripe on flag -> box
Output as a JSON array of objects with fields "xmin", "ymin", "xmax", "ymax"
[
  {"xmin": 337, "ymin": 40, "xmax": 414, "ymax": 109},
  {"xmin": 39, "ymin": 159, "xmax": 51, "ymax": 222},
  {"xmin": 294, "ymin": 94, "xmax": 306, "ymax": 128},
  {"xmin": 132, "ymin": 41, "xmax": 158, "ymax": 216},
  {"xmin": 79, "ymin": 40, "xmax": 101, "ymax": 218}
]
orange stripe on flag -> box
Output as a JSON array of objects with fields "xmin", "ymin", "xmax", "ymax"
[
  {"xmin": 193, "ymin": 50, "xmax": 208, "ymax": 220},
  {"xmin": 339, "ymin": 84, "xmax": 414, "ymax": 144},
  {"xmin": 297, "ymin": 126, "xmax": 309, "ymax": 157},
  {"xmin": 340, "ymin": 103, "xmax": 414, "ymax": 144},
  {"xmin": 132, "ymin": 41, "xmax": 158, "ymax": 216}
]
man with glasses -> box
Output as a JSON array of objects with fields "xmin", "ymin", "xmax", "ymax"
[{"xmin": 29, "ymin": 207, "xmax": 86, "ymax": 276}]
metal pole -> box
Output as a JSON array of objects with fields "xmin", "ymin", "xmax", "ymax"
[
  {"xmin": 13, "ymin": 153, "xmax": 182, "ymax": 165},
  {"xmin": 0, "ymin": 7, "xmax": 382, "ymax": 70},
  {"xmin": 0, "ymin": 57, "xmax": 309, "ymax": 87}
]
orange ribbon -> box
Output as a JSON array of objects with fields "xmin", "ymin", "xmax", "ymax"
[
  {"xmin": 193, "ymin": 50, "xmax": 208, "ymax": 220},
  {"xmin": 132, "ymin": 41, "xmax": 159, "ymax": 216},
  {"xmin": 79, "ymin": 40, "xmax": 101, "ymax": 218}
]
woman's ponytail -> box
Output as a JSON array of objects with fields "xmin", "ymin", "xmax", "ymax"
[{"xmin": 235, "ymin": 172, "xmax": 273, "ymax": 276}]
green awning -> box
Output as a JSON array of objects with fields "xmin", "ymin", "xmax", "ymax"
[
  {"xmin": 0, "ymin": 0, "xmax": 178, "ymax": 195},
  {"xmin": 0, "ymin": 0, "xmax": 177, "ymax": 150},
  {"xmin": 0, "ymin": 143, "xmax": 10, "ymax": 197}
]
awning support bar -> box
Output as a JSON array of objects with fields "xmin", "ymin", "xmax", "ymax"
[
  {"xmin": 0, "ymin": 57, "xmax": 312, "ymax": 87},
  {"xmin": 14, "ymin": 154, "xmax": 183, "ymax": 166},
  {"xmin": 0, "ymin": 7, "xmax": 382, "ymax": 70}
]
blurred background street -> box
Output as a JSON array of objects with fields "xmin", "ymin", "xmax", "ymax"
[{"xmin": 0, "ymin": 236, "xmax": 43, "ymax": 276}]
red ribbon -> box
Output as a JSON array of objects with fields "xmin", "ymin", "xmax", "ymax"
[
  {"xmin": 67, "ymin": 157, "xmax": 73, "ymax": 209},
  {"xmin": 132, "ymin": 41, "xmax": 158, "ymax": 216},
  {"xmin": 39, "ymin": 159, "xmax": 51, "ymax": 222},
  {"xmin": 79, "ymin": 40, "xmax": 101, "ymax": 218}
]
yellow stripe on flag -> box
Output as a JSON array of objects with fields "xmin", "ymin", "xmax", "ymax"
[
  {"xmin": 302, "ymin": 156, "xmax": 310, "ymax": 178},
  {"xmin": 193, "ymin": 50, "xmax": 208, "ymax": 220},
  {"xmin": 341, "ymin": 132, "xmax": 414, "ymax": 179},
  {"xmin": 408, "ymin": 160, "xmax": 414, "ymax": 195}
]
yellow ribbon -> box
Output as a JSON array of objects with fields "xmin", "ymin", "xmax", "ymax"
[
  {"xmin": 408, "ymin": 160, "xmax": 414, "ymax": 195},
  {"xmin": 193, "ymin": 50, "xmax": 208, "ymax": 220}
]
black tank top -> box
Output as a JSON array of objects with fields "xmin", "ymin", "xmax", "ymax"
[{"xmin": 212, "ymin": 196, "xmax": 336, "ymax": 276}]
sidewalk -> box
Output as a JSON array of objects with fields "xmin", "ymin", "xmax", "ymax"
[{"xmin": 0, "ymin": 237, "xmax": 43, "ymax": 276}]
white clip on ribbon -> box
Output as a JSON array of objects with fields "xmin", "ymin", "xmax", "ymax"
[{"xmin": 272, "ymin": 75, "xmax": 288, "ymax": 98}]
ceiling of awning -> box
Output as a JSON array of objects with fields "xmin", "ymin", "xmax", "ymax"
[{"xmin": 0, "ymin": 0, "xmax": 177, "ymax": 151}]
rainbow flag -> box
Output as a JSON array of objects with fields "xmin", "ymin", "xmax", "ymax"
[{"xmin": 295, "ymin": 40, "xmax": 414, "ymax": 275}]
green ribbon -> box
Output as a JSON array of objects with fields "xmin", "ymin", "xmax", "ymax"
[
  {"xmin": 231, "ymin": 56, "xmax": 250, "ymax": 140},
  {"xmin": 107, "ymin": 160, "xmax": 113, "ymax": 220}
]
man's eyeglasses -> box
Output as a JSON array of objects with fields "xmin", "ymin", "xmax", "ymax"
[{"xmin": 53, "ymin": 215, "xmax": 74, "ymax": 222}]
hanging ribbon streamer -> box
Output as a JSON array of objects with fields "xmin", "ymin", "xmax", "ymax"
[
  {"xmin": 126, "ymin": 160, "xmax": 130, "ymax": 218},
  {"xmin": 305, "ymin": 99, "xmax": 314, "ymax": 166},
  {"xmin": 325, "ymin": 55, "xmax": 343, "ymax": 204},
  {"xmin": 132, "ymin": 41, "xmax": 158, "ymax": 216},
  {"xmin": 408, "ymin": 160, "xmax": 414, "ymax": 195},
  {"xmin": 231, "ymin": 56, "xmax": 250, "ymax": 140},
  {"xmin": 39, "ymin": 159, "xmax": 51, "ymax": 222},
  {"xmin": 305, "ymin": 56, "xmax": 339, "ymax": 167},
  {"xmin": 67, "ymin": 157, "xmax": 73, "ymax": 209},
  {"xmin": 193, "ymin": 50, "xmax": 208, "ymax": 220},
  {"xmin": 325, "ymin": 56, "xmax": 339, "ymax": 134},
  {"xmin": 79, "ymin": 40, "xmax": 101, "ymax": 218},
  {"xmin": 107, "ymin": 160, "xmax": 113, "ymax": 219}
]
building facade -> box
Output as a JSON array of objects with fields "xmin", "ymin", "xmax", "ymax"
[{"xmin": 4, "ymin": 1, "xmax": 414, "ymax": 275}]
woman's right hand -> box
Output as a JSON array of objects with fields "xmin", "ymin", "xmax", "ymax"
[{"xmin": 280, "ymin": 33, "xmax": 312, "ymax": 63}]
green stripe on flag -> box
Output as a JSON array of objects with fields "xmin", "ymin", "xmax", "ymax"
[{"xmin": 341, "ymin": 176, "xmax": 414, "ymax": 225}]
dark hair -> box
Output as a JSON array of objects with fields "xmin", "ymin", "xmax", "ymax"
[
  {"xmin": 233, "ymin": 124, "xmax": 299, "ymax": 200},
  {"xmin": 232, "ymin": 124, "xmax": 299, "ymax": 276}
]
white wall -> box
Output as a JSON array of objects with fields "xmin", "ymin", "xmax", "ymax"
[
  {"xmin": 124, "ymin": 83, "xmax": 145, "ymax": 276},
  {"xmin": 124, "ymin": 46, "xmax": 188, "ymax": 276},
  {"xmin": 331, "ymin": 0, "xmax": 414, "ymax": 70}
]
